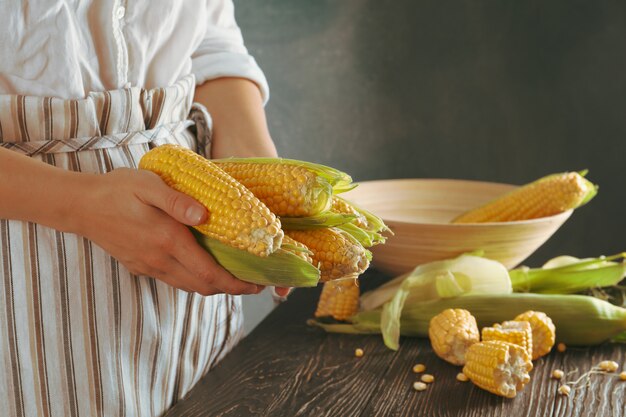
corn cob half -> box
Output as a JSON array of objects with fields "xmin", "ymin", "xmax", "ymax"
[
  {"xmin": 463, "ymin": 341, "xmax": 533, "ymax": 398},
  {"xmin": 514, "ymin": 311, "xmax": 556, "ymax": 359},
  {"xmin": 140, "ymin": 145, "xmax": 283, "ymax": 257},
  {"xmin": 452, "ymin": 171, "xmax": 598, "ymax": 223},
  {"xmin": 428, "ymin": 309, "xmax": 480, "ymax": 365},
  {"xmin": 481, "ymin": 321, "xmax": 533, "ymax": 360},
  {"xmin": 213, "ymin": 158, "xmax": 354, "ymax": 217},
  {"xmin": 286, "ymin": 228, "xmax": 371, "ymax": 281}
]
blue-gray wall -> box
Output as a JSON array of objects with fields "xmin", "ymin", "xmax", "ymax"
[{"xmin": 235, "ymin": 1, "xmax": 626, "ymax": 264}]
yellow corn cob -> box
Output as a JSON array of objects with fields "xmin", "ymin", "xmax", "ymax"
[
  {"xmin": 139, "ymin": 144, "xmax": 283, "ymax": 257},
  {"xmin": 514, "ymin": 311, "xmax": 556, "ymax": 360},
  {"xmin": 315, "ymin": 277, "xmax": 360, "ymax": 321},
  {"xmin": 452, "ymin": 171, "xmax": 598, "ymax": 223},
  {"xmin": 331, "ymin": 196, "xmax": 368, "ymax": 229},
  {"xmin": 280, "ymin": 235, "xmax": 313, "ymax": 264},
  {"xmin": 463, "ymin": 340, "xmax": 533, "ymax": 398},
  {"xmin": 285, "ymin": 228, "xmax": 370, "ymax": 281},
  {"xmin": 428, "ymin": 309, "xmax": 480, "ymax": 365},
  {"xmin": 481, "ymin": 321, "xmax": 533, "ymax": 360},
  {"xmin": 212, "ymin": 160, "xmax": 333, "ymax": 217}
]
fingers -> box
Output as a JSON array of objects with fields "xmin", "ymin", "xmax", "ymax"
[
  {"xmin": 273, "ymin": 287, "xmax": 292, "ymax": 298},
  {"xmin": 136, "ymin": 170, "xmax": 208, "ymax": 226}
]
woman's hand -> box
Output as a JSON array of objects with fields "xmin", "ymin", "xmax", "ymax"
[{"xmin": 71, "ymin": 168, "xmax": 263, "ymax": 296}]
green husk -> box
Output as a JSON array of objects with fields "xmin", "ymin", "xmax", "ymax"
[
  {"xmin": 510, "ymin": 253, "xmax": 626, "ymax": 294},
  {"xmin": 336, "ymin": 222, "xmax": 386, "ymax": 248},
  {"xmin": 310, "ymin": 293, "xmax": 626, "ymax": 346},
  {"xmin": 192, "ymin": 230, "xmax": 320, "ymax": 287},
  {"xmin": 212, "ymin": 157, "xmax": 355, "ymax": 194},
  {"xmin": 378, "ymin": 254, "xmax": 512, "ymax": 350}
]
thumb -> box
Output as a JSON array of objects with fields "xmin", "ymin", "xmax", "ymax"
[{"xmin": 140, "ymin": 173, "xmax": 208, "ymax": 225}]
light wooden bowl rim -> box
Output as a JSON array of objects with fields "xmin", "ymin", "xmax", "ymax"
[{"xmin": 346, "ymin": 178, "xmax": 574, "ymax": 227}]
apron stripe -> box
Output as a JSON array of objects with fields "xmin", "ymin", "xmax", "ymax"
[{"xmin": 0, "ymin": 75, "xmax": 244, "ymax": 417}]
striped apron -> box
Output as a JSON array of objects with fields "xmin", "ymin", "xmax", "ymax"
[{"xmin": 0, "ymin": 75, "xmax": 243, "ymax": 417}]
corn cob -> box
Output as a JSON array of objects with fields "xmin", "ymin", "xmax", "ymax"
[
  {"xmin": 452, "ymin": 171, "xmax": 597, "ymax": 223},
  {"xmin": 280, "ymin": 235, "xmax": 314, "ymax": 264},
  {"xmin": 462, "ymin": 341, "xmax": 533, "ymax": 398},
  {"xmin": 315, "ymin": 277, "xmax": 360, "ymax": 321},
  {"xmin": 514, "ymin": 311, "xmax": 556, "ymax": 359},
  {"xmin": 139, "ymin": 144, "xmax": 283, "ymax": 257},
  {"xmin": 481, "ymin": 321, "xmax": 533, "ymax": 360},
  {"xmin": 286, "ymin": 228, "xmax": 371, "ymax": 281},
  {"xmin": 331, "ymin": 196, "xmax": 368, "ymax": 229},
  {"xmin": 310, "ymin": 293, "xmax": 626, "ymax": 346},
  {"xmin": 428, "ymin": 309, "xmax": 480, "ymax": 365},
  {"xmin": 213, "ymin": 158, "xmax": 354, "ymax": 217}
]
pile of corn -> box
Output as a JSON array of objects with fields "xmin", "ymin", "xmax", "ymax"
[
  {"xmin": 428, "ymin": 308, "xmax": 555, "ymax": 398},
  {"xmin": 139, "ymin": 144, "xmax": 390, "ymax": 287}
]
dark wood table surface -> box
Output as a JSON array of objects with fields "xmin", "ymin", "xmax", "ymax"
[{"xmin": 166, "ymin": 269, "xmax": 626, "ymax": 417}]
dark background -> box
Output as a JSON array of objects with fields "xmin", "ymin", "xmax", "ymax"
[{"xmin": 234, "ymin": 0, "xmax": 626, "ymax": 265}]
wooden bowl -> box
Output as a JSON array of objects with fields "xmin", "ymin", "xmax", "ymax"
[{"xmin": 341, "ymin": 178, "xmax": 572, "ymax": 276}]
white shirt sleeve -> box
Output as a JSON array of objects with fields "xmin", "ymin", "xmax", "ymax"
[{"xmin": 191, "ymin": 0, "xmax": 270, "ymax": 104}]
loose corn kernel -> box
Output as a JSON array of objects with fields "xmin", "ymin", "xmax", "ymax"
[
  {"xmin": 412, "ymin": 364, "xmax": 426, "ymax": 374},
  {"xmin": 557, "ymin": 343, "xmax": 567, "ymax": 353},
  {"xmin": 355, "ymin": 348, "xmax": 364, "ymax": 358},
  {"xmin": 421, "ymin": 374, "xmax": 435, "ymax": 384},
  {"xmin": 619, "ymin": 371, "xmax": 626, "ymax": 381},
  {"xmin": 558, "ymin": 385, "xmax": 571, "ymax": 396},
  {"xmin": 413, "ymin": 382, "xmax": 428, "ymax": 391},
  {"xmin": 456, "ymin": 372, "xmax": 469, "ymax": 382},
  {"xmin": 599, "ymin": 360, "xmax": 619, "ymax": 372},
  {"xmin": 552, "ymin": 370, "xmax": 564, "ymax": 380}
]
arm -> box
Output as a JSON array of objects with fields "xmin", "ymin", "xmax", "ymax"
[
  {"xmin": 194, "ymin": 77, "xmax": 277, "ymax": 158},
  {"xmin": 0, "ymin": 147, "xmax": 260, "ymax": 295}
]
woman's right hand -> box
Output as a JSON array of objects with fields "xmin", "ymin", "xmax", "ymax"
[{"xmin": 69, "ymin": 167, "xmax": 262, "ymax": 296}]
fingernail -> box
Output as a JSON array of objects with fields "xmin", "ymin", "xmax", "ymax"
[{"xmin": 185, "ymin": 205, "xmax": 205, "ymax": 224}]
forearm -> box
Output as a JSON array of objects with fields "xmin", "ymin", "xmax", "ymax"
[
  {"xmin": 0, "ymin": 148, "xmax": 86, "ymax": 231},
  {"xmin": 194, "ymin": 77, "xmax": 277, "ymax": 158}
]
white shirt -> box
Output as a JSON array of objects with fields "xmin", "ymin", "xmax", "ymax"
[{"xmin": 0, "ymin": 0, "xmax": 269, "ymax": 102}]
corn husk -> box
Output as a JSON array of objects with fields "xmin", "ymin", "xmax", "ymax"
[{"xmin": 193, "ymin": 230, "xmax": 320, "ymax": 287}]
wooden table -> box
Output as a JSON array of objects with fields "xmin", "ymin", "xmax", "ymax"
[{"xmin": 166, "ymin": 269, "xmax": 626, "ymax": 417}]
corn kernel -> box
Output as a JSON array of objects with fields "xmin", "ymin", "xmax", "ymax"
[
  {"xmin": 558, "ymin": 385, "xmax": 571, "ymax": 396},
  {"xmin": 557, "ymin": 343, "xmax": 567, "ymax": 353},
  {"xmin": 421, "ymin": 374, "xmax": 435, "ymax": 384},
  {"xmin": 599, "ymin": 360, "xmax": 619, "ymax": 372},
  {"xmin": 412, "ymin": 364, "xmax": 426, "ymax": 374},
  {"xmin": 551, "ymin": 370, "xmax": 564, "ymax": 380},
  {"xmin": 619, "ymin": 371, "xmax": 626, "ymax": 381},
  {"xmin": 456, "ymin": 372, "xmax": 468, "ymax": 382},
  {"xmin": 413, "ymin": 381, "xmax": 428, "ymax": 391},
  {"xmin": 355, "ymin": 348, "xmax": 364, "ymax": 358}
]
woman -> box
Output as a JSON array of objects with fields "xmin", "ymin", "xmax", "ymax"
[{"xmin": 0, "ymin": 1, "xmax": 285, "ymax": 416}]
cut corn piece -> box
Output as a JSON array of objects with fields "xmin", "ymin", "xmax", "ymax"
[
  {"xmin": 481, "ymin": 321, "xmax": 533, "ymax": 360},
  {"xmin": 140, "ymin": 144, "xmax": 283, "ymax": 257},
  {"xmin": 315, "ymin": 277, "xmax": 360, "ymax": 321},
  {"xmin": 286, "ymin": 228, "xmax": 371, "ymax": 281},
  {"xmin": 514, "ymin": 311, "xmax": 556, "ymax": 360},
  {"xmin": 452, "ymin": 171, "xmax": 597, "ymax": 223},
  {"xmin": 213, "ymin": 158, "xmax": 354, "ymax": 217},
  {"xmin": 428, "ymin": 309, "xmax": 479, "ymax": 366},
  {"xmin": 463, "ymin": 341, "xmax": 532, "ymax": 398}
]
